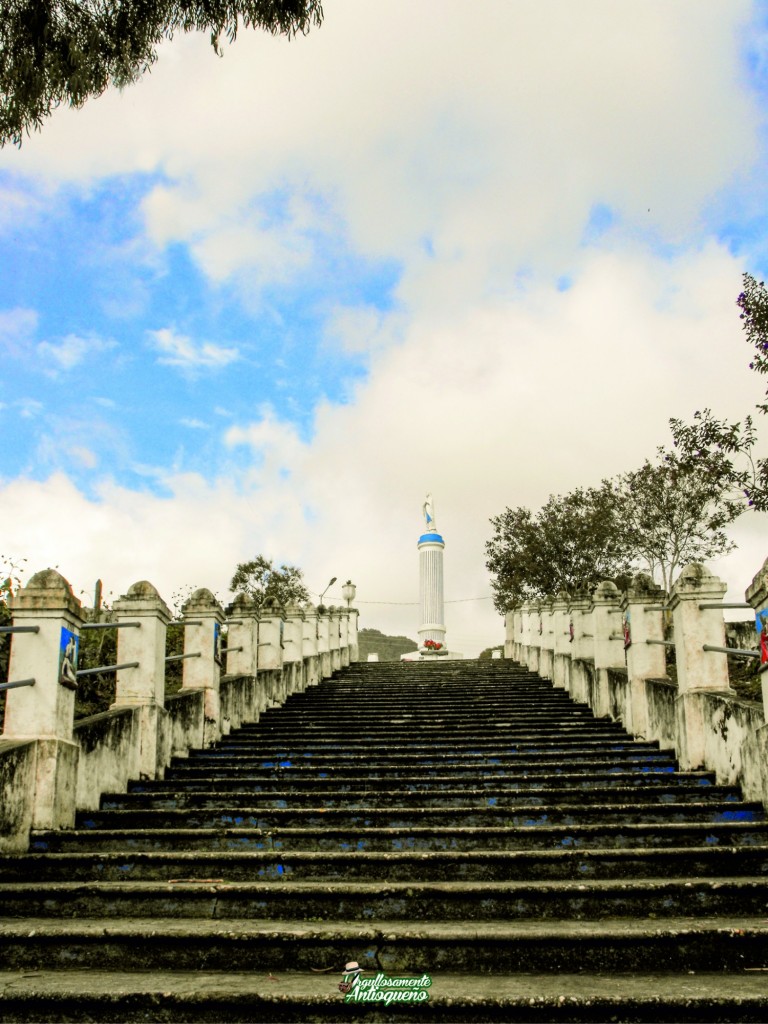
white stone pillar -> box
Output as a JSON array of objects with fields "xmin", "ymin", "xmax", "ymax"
[
  {"xmin": 590, "ymin": 581, "xmax": 625, "ymax": 719},
  {"xmin": 519, "ymin": 602, "xmax": 532, "ymax": 667},
  {"xmin": 339, "ymin": 610, "xmax": 351, "ymax": 668},
  {"xmin": 348, "ymin": 608, "xmax": 359, "ymax": 663},
  {"xmin": 302, "ymin": 608, "xmax": 320, "ymax": 687},
  {"xmin": 283, "ymin": 607, "xmax": 304, "ymax": 697},
  {"xmin": 504, "ymin": 609, "xmax": 515, "ymax": 661},
  {"xmin": 552, "ymin": 594, "xmax": 571, "ymax": 690},
  {"xmin": 225, "ymin": 594, "xmax": 258, "ymax": 679},
  {"xmin": 3, "ymin": 569, "xmax": 84, "ymax": 830},
  {"xmin": 317, "ymin": 609, "xmax": 331, "ymax": 678},
  {"xmin": 329, "ymin": 608, "xmax": 341, "ymax": 672},
  {"xmin": 418, "ymin": 528, "xmax": 446, "ymax": 648},
  {"xmin": 568, "ymin": 593, "xmax": 593, "ymax": 703},
  {"xmin": 539, "ymin": 601, "xmax": 555, "ymax": 680},
  {"xmin": 528, "ymin": 601, "xmax": 542, "ymax": 674},
  {"xmin": 112, "ymin": 580, "xmax": 171, "ymax": 780},
  {"xmin": 746, "ymin": 556, "xmax": 768, "ymax": 712},
  {"xmin": 257, "ymin": 604, "xmax": 287, "ymax": 705},
  {"xmin": 180, "ymin": 588, "xmax": 225, "ymax": 745},
  {"xmin": 621, "ymin": 574, "xmax": 667, "ymax": 739},
  {"xmin": 670, "ymin": 563, "xmax": 731, "ymax": 770}
]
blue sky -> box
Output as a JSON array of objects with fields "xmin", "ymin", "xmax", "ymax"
[{"xmin": 2, "ymin": 0, "xmax": 768, "ymax": 652}]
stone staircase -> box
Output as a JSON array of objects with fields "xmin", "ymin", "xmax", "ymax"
[{"xmin": 1, "ymin": 660, "xmax": 768, "ymax": 1021}]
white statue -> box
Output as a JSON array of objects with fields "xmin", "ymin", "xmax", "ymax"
[{"xmin": 422, "ymin": 493, "xmax": 437, "ymax": 532}]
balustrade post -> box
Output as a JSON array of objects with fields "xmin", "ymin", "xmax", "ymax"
[
  {"xmin": 329, "ymin": 608, "xmax": 342, "ymax": 672},
  {"xmin": 568, "ymin": 592, "xmax": 593, "ymax": 702},
  {"xmin": 317, "ymin": 608, "xmax": 331, "ymax": 678},
  {"xmin": 590, "ymin": 581, "xmax": 625, "ymax": 718},
  {"xmin": 339, "ymin": 610, "xmax": 351, "ymax": 668},
  {"xmin": 745, "ymin": 556, "xmax": 768, "ymax": 713},
  {"xmin": 539, "ymin": 600, "xmax": 555, "ymax": 680},
  {"xmin": 528, "ymin": 601, "xmax": 542, "ymax": 674},
  {"xmin": 670, "ymin": 563, "xmax": 731, "ymax": 770},
  {"xmin": 302, "ymin": 608, "xmax": 320, "ymax": 687},
  {"xmin": 180, "ymin": 588, "xmax": 225, "ymax": 745},
  {"xmin": 348, "ymin": 607, "xmax": 359, "ymax": 663},
  {"xmin": 552, "ymin": 594, "xmax": 570, "ymax": 690},
  {"xmin": 112, "ymin": 581, "xmax": 171, "ymax": 780},
  {"xmin": 3, "ymin": 569, "xmax": 84, "ymax": 830},
  {"xmin": 257, "ymin": 603, "xmax": 287, "ymax": 705},
  {"xmin": 225, "ymin": 594, "xmax": 258, "ymax": 679},
  {"xmin": 621, "ymin": 575, "xmax": 667, "ymax": 739},
  {"xmin": 518, "ymin": 603, "xmax": 531, "ymax": 667},
  {"xmin": 504, "ymin": 607, "xmax": 516, "ymax": 661},
  {"xmin": 283, "ymin": 606, "xmax": 304, "ymax": 696}
]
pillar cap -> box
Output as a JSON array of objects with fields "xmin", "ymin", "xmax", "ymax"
[
  {"xmin": 418, "ymin": 533, "xmax": 444, "ymax": 544},
  {"xmin": 12, "ymin": 568, "xmax": 82, "ymax": 616}
]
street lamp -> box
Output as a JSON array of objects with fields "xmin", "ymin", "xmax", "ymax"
[
  {"xmin": 320, "ymin": 577, "xmax": 337, "ymax": 605},
  {"xmin": 342, "ymin": 580, "xmax": 357, "ymax": 608}
]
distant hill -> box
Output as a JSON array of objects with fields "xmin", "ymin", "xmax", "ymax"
[{"xmin": 358, "ymin": 628, "xmax": 418, "ymax": 662}]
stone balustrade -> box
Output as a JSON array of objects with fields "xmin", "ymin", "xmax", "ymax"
[
  {"xmin": 505, "ymin": 560, "xmax": 768, "ymax": 811},
  {"xmin": 0, "ymin": 569, "xmax": 359, "ymax": 852}
]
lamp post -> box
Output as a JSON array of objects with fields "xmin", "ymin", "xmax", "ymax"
[
  {"xmin": 319, "ymin": 577, "xmax": 337, "ymax": 606},
  {"xmin": 342, "ymin": 580, "xmax": 356, "ymax": 608}
]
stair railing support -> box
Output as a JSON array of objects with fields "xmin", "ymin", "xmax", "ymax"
[
  {"xmin": 283, "ymin": 606, "xmax": 304, "ymax": 697},
  {"xmin": 670, "ymin": 563, "xmax": 731, "ymax": 771},
  {"xmin": 538, "ymin": 600, "xmax": 555, "ymax": 680},
  {"xmin": 257, "ymin": 603, "xmax": 287, "ymax": 705},
  {"xmin": 517, "ymin": 602, "xmax": 531, "ymax": 667},
  {"xmin": 329, "ymin": 608, "xmax": 342, "ymax": 673},
  {"xmin": 504, "ymin": 606, "xmax": 516, "ymax": 661},
  {"xmin": 552, "ymin": 593, "xmax": 571, "ymax": 690},
  {"xmin": 745, "ymin": 557, "xmax": 768, "ymax": 809},
  {"xmin": 302, "ymin": 608, "xmax": 320, "ymax": 687},
  {"xmin": 317, "ymin": 607, "xmax": 332, "ymax": 679},
  {"xmin": 180, "ymin": 588, "xmax": 226, "ymax": 746},
  {"xmin": 339, "ymin": 609, "xmax": 351, "ymax": 669},
  {"xmin": 347, "ymin": 605, "xmax": 360, "ymax": 664},
  {"xmin": 567, "ymin": 592, "xmax": 593, "ymax": 703},
  {"xmin": 590, "ymin": 581, "xmax": 625, "ymax": 719},
  {"xmin": 112, "ymin": 581, "xmax": 171, "ymax": 781},
  {"xmin": 621, "ymin": 574, "xmax": 667, "ymax": 740},
  {"xmin": 528, "ymin": 600, "xmax": 542, "ymax": 674},
  {"xmin": 225, "ymin": 594, "xmax": 258, "ymax": 679},
  {"xmin": 3, "ymin": 569, "xmax": 83, "ymax": 831}
]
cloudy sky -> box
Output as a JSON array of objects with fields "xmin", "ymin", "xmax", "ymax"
[{"xmin": 2, "ymin": 0, "xmax": 768, "ymax": 654}]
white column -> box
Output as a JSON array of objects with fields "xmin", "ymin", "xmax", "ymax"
[
  {"xmin": 622, "ymin": 574, "xmax": 667, "ymax": 739},
  {"xmin": 418, "ymin": 529, "xmax": 447, "ymax": 648},
  {"xmin": 112, "ymin": 580, "xmax": 171, "ymax": 780},
  {"xmin": 4, "ymin": 569, "xmax": 84, "ymax": 830},
  {"xmin": 180, "ymin": 587, "xmax": 225, "ymax": 745}
]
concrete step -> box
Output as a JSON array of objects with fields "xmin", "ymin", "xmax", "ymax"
[
  {"xmin": 31, "ymin": 821, "xmax": 768, "ymax": 854},
  {"xmin": 98, "ymin": 785, "xmax": 749, "ymax": 810},
  {"xmin": 3, "ymin": 846, "xmax": 768, "ymax": 883},
  {"xmin": 76, "ymin": 800, "xmax": 765, "ymax": 830},
  {"xmin": 142, "ymin": 773, "xmax": 715, "ymax": 794},
  {"xmin": 5, "ymin": 968, "xmax": 768, "ymax": 1023},
  {"xmin": 3, "ymin": 877, "xmax": 767, "ymax": 921},
  {"xmin": 1, "ymin": 918, "xmax": 767, "ymax": 978}
]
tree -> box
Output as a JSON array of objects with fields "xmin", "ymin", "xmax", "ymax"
[
  {"xmin": 669, "ymin": 273, "xmax": 768, "ymax": 510},
  {"xmin": 485, "ymin": 484, "xmax": 632, "ymax": 612},
  {"xmin": 230, "ymin": 555, "xmax": 309, "ymax": 613},
  {"xmin": 1, "ymin": 0, "xmax": 324, "ymax": 147},
  {"xmin": 615, "ymin": 455, "xmax": 742, "ymax": 592}
]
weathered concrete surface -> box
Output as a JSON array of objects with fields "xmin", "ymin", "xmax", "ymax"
[
  {"xmin": 0, "ymin": 741, "xmax": 36, "ymax": 853},
  {"xmin": 1, "ymin": 969, "xmax": 767, "ymax": 1023}
]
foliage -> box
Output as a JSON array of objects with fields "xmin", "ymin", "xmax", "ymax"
[
  {"xmin": 485, "ymin": 484, "xmax": 632, "ymax": 612},
  {"xmin": 230, "ymin": 555, "xmax": 309, "ymax": 612},
  {"xmin": 615, "ymin": 454, "xmax": 743, "ymax": 592},
  {"xmin": 1, "ymin": 0, "xmax": 324, "ymax": 146},
  {"xmin": 669, "ymin": 273, "xmax": 768, "ymax": 510}
]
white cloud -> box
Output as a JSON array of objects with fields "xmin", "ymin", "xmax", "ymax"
[
  {"xmin": 149, "ymin": 327, "xmax": 239, "ymax": 370},
  {"xmin": 0, "ymin": 307, "xmax": 38, "ymax": 356},
  {"xmin": 180, "ymin": 417, "xmax": 209, "ymax": 430},
  {"xmin": 38, "ymin": 333, "xmax": 115, "ymax": 373}
]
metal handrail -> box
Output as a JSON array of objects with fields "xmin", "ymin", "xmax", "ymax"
[
  {"xmin": 703, "ymin": 644, "xmax": 760, "ymax": 659},
  {"xmin": 0, "ymin": 626, "xmax": 40, "ymax": 635},
  {"xmin": 170, "ymin": 620, "xmax": 203, "ymax": 627},
  {"xmin": 225, "ymin": 646, "xmax": 244, "ymax": 654},
  {"xmin": 0, "ymin": 678, "xmax": 35, "ymax": 692},
  {"xmin": 646, "ymin": 640, "xmax": 675, "ymax": 647},
  {"xmin": 698, "ymin": 603, "xmax": 751, "ymax": 611},
  {"xmin": 165, "ymin": 652, "xmax": 201, "ymax": 663},
  {"xmin": 76, "ymin": 661, "xmax": 139, "ymax": 678},
  {"xmin": 81, "ymin": 621, "xmax": 141, "ymax": 631}
]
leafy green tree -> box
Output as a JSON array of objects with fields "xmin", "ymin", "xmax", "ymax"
[
  {"xmin": 669, "ymin": 273, "xmax": 768, "ymax": 510},
  {"xmin": 616, "ymin": 455, "xmax": 743, "ymax": 592},
  {"xmin": 485, "ymin": 484, "xmax": 631, "ymax": 612},
  {"xmin": 230, "ymin": 555, "xmax": 309, "ymax": 612},
  {"xmin": 1, "ymin": 0, "xmax": 324, "ymax": 146}
]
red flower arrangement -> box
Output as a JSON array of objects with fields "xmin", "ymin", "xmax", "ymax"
[{"xmin": 423, "ymin": 639, "xmax": 443, "ymax": 650}]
